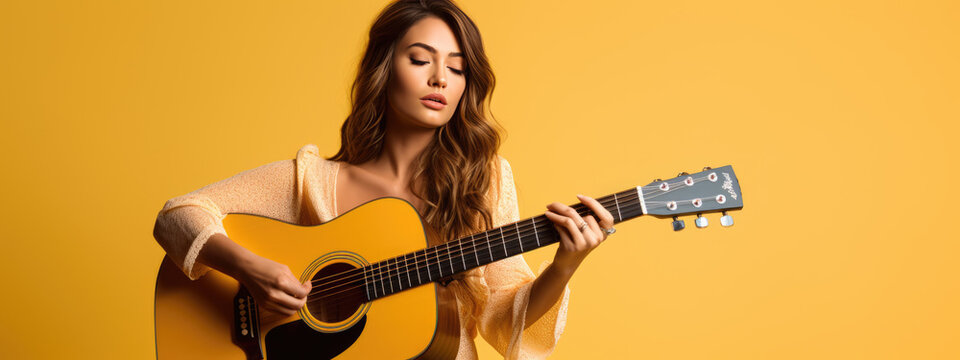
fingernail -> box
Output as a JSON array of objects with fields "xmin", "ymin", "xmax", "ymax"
[{"xmin": 577, "ymin": 194, "xmax": 584, "ymax": 198}]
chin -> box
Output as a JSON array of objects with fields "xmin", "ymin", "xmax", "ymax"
[
  {"xmin": 389, "ymin": 104, "xmax": 453, "ymax": 130},
  {"xmin": 412, "ymin": 113, "xmax": 452, "ymax": 129}
]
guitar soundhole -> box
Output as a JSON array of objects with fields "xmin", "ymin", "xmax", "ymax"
[{"xmin": 307, "ymin": 262, "xmax": 366, "ymax": 323}]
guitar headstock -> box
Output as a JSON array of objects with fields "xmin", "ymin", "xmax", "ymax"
[{"xmin": 640, "ymin": 165, "xmax": 743, "ymax": 230}]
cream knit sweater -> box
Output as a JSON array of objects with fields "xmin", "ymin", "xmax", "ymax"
[{"xmin": 153, "ymin": 144, "xmax": 570, "ymax": 359}]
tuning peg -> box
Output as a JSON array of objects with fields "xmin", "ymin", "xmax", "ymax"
[
  {"xmin": 677, "ymin": 171, "xmax": 690, "ymax": 177},
  {"xmin": 695, "ymin": 213, "xmax": 709, "ymax": 228},
  {"xmin": 720, "ymin": 211, "xmax": 734, "ymax": 227},
  {"xmin": 672, "ymin": 216, "xmax": 685, "ymax": 231},
  {"xmin": 702, "ymin": 166, "xmax": 712, "ymax": 171}
]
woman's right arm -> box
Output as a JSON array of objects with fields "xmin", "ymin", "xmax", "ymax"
[{"xmin": 152, "ymin": 158, "xmax": 311, "ymax": 316}]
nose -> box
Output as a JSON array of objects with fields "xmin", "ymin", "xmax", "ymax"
[{"xmin": 429, "ymin": 65, "xmax": 447, "ymax": 89}]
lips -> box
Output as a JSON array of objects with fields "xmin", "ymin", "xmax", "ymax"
[{"xmin": 420, "ymin": 93, "xmax": 447, "ymax": 105}]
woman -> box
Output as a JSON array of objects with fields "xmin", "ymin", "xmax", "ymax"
[{"xmin": 153, "ymin": 0, "xmax": 615, "ymax": 358}]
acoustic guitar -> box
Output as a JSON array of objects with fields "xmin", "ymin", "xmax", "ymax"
[{"xmin": 154, "ymin": 165, "xmax": 744, "ymax": 359}]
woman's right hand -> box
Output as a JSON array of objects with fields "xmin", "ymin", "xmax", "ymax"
[
  {"xmin": 235, "ymin": 255, "xmax": 312, "ymax": 316},
  {"xmin": 197, "ymin": 233, "xmax": 312, "ymax": 316}
]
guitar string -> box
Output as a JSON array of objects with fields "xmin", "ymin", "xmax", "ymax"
[
  {"xmin": 305, "ymin": 198, "xmax": 708, "ymax": 309},
  {"xmin": 304, "ymin": 197, "xmax": 737, "ymax": 309},
  {"xmin": 305, "ymin": 180, "xmax": 718, "ymax": 294},
  {"xmin": 304, "ymin": 174, "xmax": 712, "ymax": 290},
  {"xmin": 301, "ymin": 191, "xmax": 644, "ymax": 297},
  {"xmin": 310, "ymin": 218, "xmax": 568, "ymax": 297},
  {"xmin": 301, "ymin": 199, "xmax": 647, "ymax": 303},
  {"xmin": 324, "ymin": 174, "xmax": 714, "ymax": 287},
  {"xmin": 305, "ymin": 197, "xmax": 721, "ymax": 306},
  {"xmin": 304, "ymin": 191, "xmax": 641, "ymax": 288},
  {"xmin": 302, "ymin": 220, "xmax": 564, "ymax": 309},
  {"xmin": 635, "ymin": 175, "xmax": 714, "ymax": 201},
  {"xmin": 304, "ymin": 188, "xmax": 730, "ymax": 299},
  {"xmin": 304, "ymin": 191, "xmax": 732, "ymax": 303},
  {"xmin": 303, "ymin": 197, "xmax": 724, "ymax": 305},
  {"xmin": 335, "ymin": 195, "xmax": 732, "ymax": 302}
]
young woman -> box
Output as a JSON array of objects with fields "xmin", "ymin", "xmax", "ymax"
[{"xmin": 153, "ymin": 0, "xmax": 616, "ymax": 358}]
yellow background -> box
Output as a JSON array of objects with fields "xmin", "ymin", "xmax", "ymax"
[{"xmin": 1, "ymin": 0, "xmax": 957, "ymax": 358}]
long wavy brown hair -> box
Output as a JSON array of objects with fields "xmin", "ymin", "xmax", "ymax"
[{"xmin": 328, "ymin": 0, "xmax": 502, "ymax": 243}]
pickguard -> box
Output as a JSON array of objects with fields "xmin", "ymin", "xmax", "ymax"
[{"xmin": 264, "ymin": 316, "xmax": 367, "ymax": 360}]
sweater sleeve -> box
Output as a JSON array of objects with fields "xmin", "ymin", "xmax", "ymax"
[
  {"xmin": 477, "ymin": 157, "xmax": 571, "ymax": 360},
  {"xmin": 152, "ymin": 146, "xmax": 317, "ymax": 280}
]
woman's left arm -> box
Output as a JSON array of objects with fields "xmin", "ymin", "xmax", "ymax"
[
  {"xmin": 528, "ymin": 195, "xmax": 615, "ymax": 326},
  {"xmin": 476, "ymin": 157, "xmax": 614, "ymax": 358}
]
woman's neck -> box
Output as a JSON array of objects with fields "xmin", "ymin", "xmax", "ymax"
[{"xmin": 369, "ymin": 118, "xmax": 436, "ymax": 187}]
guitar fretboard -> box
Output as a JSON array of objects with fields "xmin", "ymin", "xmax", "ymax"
[{"xmin": 361, "ymin": 187, "xmax": 645, "ymax": 301}]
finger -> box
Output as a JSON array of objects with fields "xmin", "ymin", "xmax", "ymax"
[
  {"xmin": 576, "ymin": 194, "xmax": 616, "ymax": 228},
  {"xmin": 271, "ymin": 290, "xmax": 307, "ymax": 312},
  {"xmin": 584, "ymin": 215, "xmax": 605, "ymax": 244},
  {"xmin": 544, "ymin": 211, "xmax": 575, "ymax": 249},
  {"xmin": 546, "ymin": 202, "xmax": 587, "ymax": 232},
  {"xmin": 280, "ymin": 274, "xmax": 310, "ymax": 299},
  {"xmin": 547, "ymin": 207, "xmax": 586, "ymax": 250}
]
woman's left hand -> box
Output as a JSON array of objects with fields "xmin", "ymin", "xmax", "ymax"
[{"xmin": 544, "ymin": 194, "xmax": 616, "ymax": 275}]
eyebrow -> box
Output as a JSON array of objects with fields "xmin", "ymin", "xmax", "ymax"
[{"xmin": 407, "ymin": 42, "xmax": 463, "ymax": 57}]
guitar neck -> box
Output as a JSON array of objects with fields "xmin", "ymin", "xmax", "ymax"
[{"xmin": 363, "ymin": 187, "xmax": 645, "ymax": 301}]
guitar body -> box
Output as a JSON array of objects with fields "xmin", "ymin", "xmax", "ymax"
[{"xmin": 155, "ymin": 198, "xmax": 460, "ymax": 359}]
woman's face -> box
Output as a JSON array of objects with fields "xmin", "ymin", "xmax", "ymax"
[{"xmin": 386, "ymin": 16, "xmax": 466, "ymax": 130}]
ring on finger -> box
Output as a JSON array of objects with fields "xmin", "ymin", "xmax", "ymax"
[{"xmin": 577, "ymin": 220, "xmax": 588, "ymax": 231}]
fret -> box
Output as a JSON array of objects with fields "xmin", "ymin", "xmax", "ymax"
[
  {"xmin": 435, "ymin": 246, "xmax": 443, "ymax": 278},
  {"xmin": 447, "ymin": 242, "xmax": 455, "ymax": 275},
  {"xmin": 485, "ymin": 231, "xmax": 493, "ymax": 262},
  {"xmin": 396, "ymin": 257, "xmax": 404, "ymax": 291},
  {"xmin": 370, "ymin": 262, "xmax": 377, "ymax": 298},
  {"xmin": 515, "ymin": 222, "xmax": 523, "ymax": 252},
  {"xmin": 404, "ymin": 253, "xmax": 412, "ymax": 288},
  {"xmin": 395, "ymin": 256, "xmax": 401, "ymax": 291},
  {"xmin": 440, "ymin": 246, "xmax": 447, "ymax": 278},
  {"xmin": 532, "ymin": 217, "xmax": 541, "ymax": 247},
  {"xmin": 392, "ymin": 257, "xmax": 400, "ymax": 293},
  {"xmin": 389, "ymin": 258, "xmax": 397, "ymax": 293},
  {"xmin": 377, "ymin": 261, "xmax": 385, "ymax": 297},
  {"xmin": 471, "ymin": 234, "xmax": 479, "ymax": 267},
  {"xmin": 422, "ymin": 248, "xmax": 433, "ymax": 282},
  {"xmin": 400, "ymin": 254, "xmax": 407, "ymax": 289},
  {"xmin": 387, "ymin": 258, "xmax": 395, "ymax": 294},
  {"xmin": 459, "ymin": 238, "xmax": 466, "ymax": 271},
  {"xmin": 393, "ymin": 258, "xmax": 401, "ymax": 292},
  {"xmin": 395, "ymin": 257, "xmax": 403, "ymax": 291},
  {"xmin": 473, "ymin": 236, "xmax": 481, "ymax": 265},
  {"xmin": 363, "ymin": 266, "xmax": 372, "ymax": 301},
  {"xmin": 414, "ymin": 251, "xmax": 423, "ymax": 284},
  {"xmin": 499, "ymin": 227, "xmax": 507, "ymax": 258},
  {"xmin": 384, "ymin": 258, "xmax": 392, "ymax": 294},
  {"xmin": 426, "ymin": 248, "xmax": 434, "ymax": 281},
  {"xmin": 613, "ymin": 193, "xmax": 623, "ymax": 221},
  {"xmin": 397, "ymin": 257, "xmax": 406, "ymax": 291}
]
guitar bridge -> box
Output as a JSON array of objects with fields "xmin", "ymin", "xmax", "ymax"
[{"xmin": 231, "ymin": 286, "xmax": 264, "ymax": 360}]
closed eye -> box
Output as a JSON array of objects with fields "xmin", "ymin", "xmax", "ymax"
[{"xmin": 410, "ymin": 58, "xmax": 463, "ymax": 76}]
